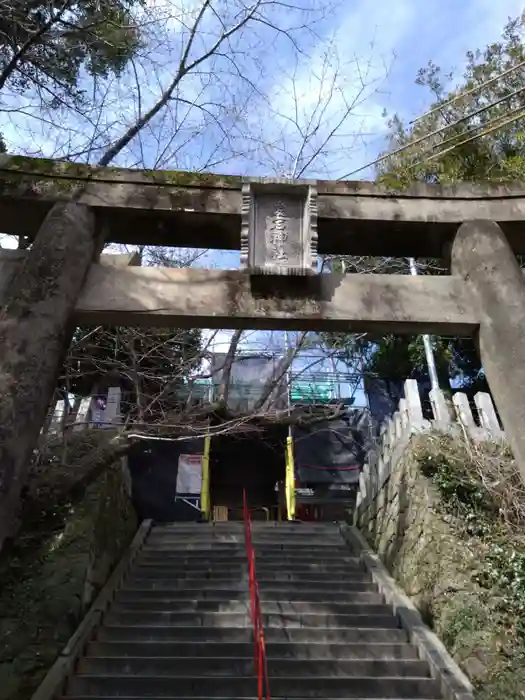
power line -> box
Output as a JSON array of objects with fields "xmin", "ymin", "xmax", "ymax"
[
  {"xmin": 410, "ymin": 107, "xmax": 525, "ymax": 170},
  {"xmin": 338, "ymin": 84, "xmax": 525, "ymax": 180},
  {"xmin": 410, "ymin": 59, "xmax": 525, "ymax": 125},
  {"xmin": 416, "ymin": 100, "xmax": 525, "ymax": 158}
]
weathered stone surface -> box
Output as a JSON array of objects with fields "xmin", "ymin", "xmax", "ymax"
[
  {"xmin": 71, "ymin": 265, "xmax": 479, "ymax": 333},
  {"xmin": 4, "ymin": 155, "xmax": 525, "ymax": 255},
  {"xmin": 0, "ymin": 202, "xmax": 102, "ymax": 551},
  {"xmin": 343, "ymin": 526, "xmax": 474, "ymax": 700},
  {"xmin": 241, "ymin": 182, "xmax": 317, "ymax": 275},
  {"xmin": 452, "ymin": 220, "xmax": 525, "ymax": 481}
]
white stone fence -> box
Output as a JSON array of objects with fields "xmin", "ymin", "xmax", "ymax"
[
  {"xmin": 45, "ymin": 387, "xmax": 122, "ymax": 436},
  {"xmin": 356, "ymin": 380, "xmax": 505, "ymax": 512}
]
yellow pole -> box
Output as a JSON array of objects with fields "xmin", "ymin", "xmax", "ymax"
[
  {"xmin": 201, "ymin": 434, "xmax": 211, "ymax": 520},
  {"xmin": 285, "ymin": 435, "xmax": 295, "ymax": 520}
]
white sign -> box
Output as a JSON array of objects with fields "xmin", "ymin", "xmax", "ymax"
[{"xmin": 176, "ymin": 454, "xmax": 203, "ymax": 495}]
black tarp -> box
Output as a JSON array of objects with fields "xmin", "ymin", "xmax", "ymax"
[
  {"xmin": 292, "ymin": 409, "xmax": 376, "ymax": 487},
  {"xmin": 128, "ymin": 438, "xmax": 204, "ymax": 522},
  {"xmin": 364, "ymin": 377, "xmax": 404, "ymax": 429},
  {"xmin": 364, "ymin": 376, "xmax": 434, "ymax": 424}
]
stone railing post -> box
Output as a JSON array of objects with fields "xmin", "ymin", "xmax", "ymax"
[
  {"xmin": 474, "ymin": 392, "xmax": 503, "ymax": 440},
  {"xmin": 73, "ymin": 396, "xmax": 92, "ymax": 432},
  {"xmin": 48, "ymin": 399, "xmax": 65, "ymax": 435},
  {"xmin": 403, "ymin": 379, "xmax": 430, "ymax": 432},
  {"xmin": 452, "ymin": 220, "xmax": 525, "ymax": 478},
  {"xmin": 104, "ymin": 387, "xmax": 122, "ymax": 427},
  {"xmin": 452, "ymin": 392, "xmax": 486, "ymax": 441},
  {"xmin": 429, "ymin": 387, "xmax": 454, "ymax": 425}
]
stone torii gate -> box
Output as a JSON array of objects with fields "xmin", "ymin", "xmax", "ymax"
[{"xmin": 1, "ymin": 154, "xmax": 525, "ymax": 542}]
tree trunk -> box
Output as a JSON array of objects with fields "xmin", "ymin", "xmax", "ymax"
[
  {"xmin": 254, "ymin": 332, "xmax": 307, "ymax": 411},
  {"xmin": 218, "ymin": 330, "xmax": 243, "ymax": 407},
  {"xmin": 0, "ymin": 201, "xmax": 102, "ymax": 552}
]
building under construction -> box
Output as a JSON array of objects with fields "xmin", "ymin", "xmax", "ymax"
[{"xmin": 126, "ymin": 351, "xmax": 376, "ymax": 523}]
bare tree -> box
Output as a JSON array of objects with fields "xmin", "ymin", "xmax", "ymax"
[{"xmin": 0, "ymin": 0, "xmax": 391, "ymax": 551}]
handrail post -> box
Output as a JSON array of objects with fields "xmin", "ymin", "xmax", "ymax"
[
  {"xmin": 243, "ymin": 488, "xmax": 271, "ymax": 700},
  {"xmin": 201, "ymin": 433, "xmax": 211, "ymax": 520},
  {"xmin": 285, "ymin": 435, "xmax": 295, "ymax": 520}
]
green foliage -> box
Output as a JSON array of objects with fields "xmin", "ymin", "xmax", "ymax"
[
  {"xmin": 378, "ymin": 12, "xmax": 525, "ymax": 187},
  {"xmin": 369, "ymin": 335, "xmax": 453, "ymax": 385},
  {"xmin": 416, "ymin": 437, "xmax": 525, "ymax": 646},
  {"xmin": 420, "ymin": 449, "xmax": 493, "ymax": 520},
  {"xmin": 0, "ymin": 0, "xmax": 143, "ymax": 108}
]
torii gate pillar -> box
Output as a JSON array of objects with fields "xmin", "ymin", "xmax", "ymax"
[{"xmin": 452, "ymin": 220, "xmax": 525, "ymax": 478}]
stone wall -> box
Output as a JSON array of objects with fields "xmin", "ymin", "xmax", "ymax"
[
  {"xmin": 0, "ymin": 458, "xmax": 137, "ymax": 700},
  {"xmin": 356, "ymin": 435, "xmax": 469, "ymax": 613},
  {"xmin": 356, "ymin": 434, "xmax": 505, "ymax": 691},
  {"xmin": 354, "ymin": 383, "xmax": 522, "ymax": 695}
]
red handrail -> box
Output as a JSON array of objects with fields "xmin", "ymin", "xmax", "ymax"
[{"xmin": 243, "ymin": 489, "xmax": 271, "ymax": 700}]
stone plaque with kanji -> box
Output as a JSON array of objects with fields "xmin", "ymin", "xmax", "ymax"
[{"xmin": 241, "ymin": 181, "xmax": 318, "ymax": 275}]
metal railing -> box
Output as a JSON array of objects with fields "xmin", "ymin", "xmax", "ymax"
[{"xmin": 243, "ymin": 489, "xmax": 270, "ymax": 700}]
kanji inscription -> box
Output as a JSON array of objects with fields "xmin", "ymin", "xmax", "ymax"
[{"xmin": 241, "ymin": 181, "xmax": 318, "ymax": 275}]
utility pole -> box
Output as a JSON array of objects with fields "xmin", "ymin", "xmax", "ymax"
[{"xmin": 408, "ymin": 258, "xmax": 440, "ymax": 390}]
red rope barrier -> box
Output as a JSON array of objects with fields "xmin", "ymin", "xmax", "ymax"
[{"xmin": 243, "ymin": 489, "xmax": 270, "ymax": 700}]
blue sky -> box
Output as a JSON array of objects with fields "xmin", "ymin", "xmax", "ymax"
[{"xmin": 2, "ymin": 0, "xmax": 523, "ymax": 179}]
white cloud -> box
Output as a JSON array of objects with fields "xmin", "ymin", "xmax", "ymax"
[{"xmin": 268, "ymin": 0, "xmax": 525, "ymax": 178}]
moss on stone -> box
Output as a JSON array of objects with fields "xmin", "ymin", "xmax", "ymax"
[
  {"xmin": 358, "ymin": 433, "xmax": 525, "ymax": 699},
  {"xmin": 0, "ymin": 154, "xmax": 243, "ymax": 190},
  {"xmin": 0, "ymin": 458, "xmax": 137, "ymax": 700}
]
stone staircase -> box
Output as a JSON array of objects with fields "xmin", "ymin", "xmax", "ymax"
[{"xmin": 63, "ymin": 522, "xmax": 443, "ymax": 699}]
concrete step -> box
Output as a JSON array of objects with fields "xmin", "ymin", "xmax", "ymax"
[
  {"xmin": 97, "ymin": 625, "xmax": 409, "ymax": 644},
  {"xmin": 146, "ymin": 532, "xmax": 344, "ymax": 541},
  {"xmin": 117, "ymin": 587, "xmax": 376, "ymax": 602},
  {"xmin": 131, "ymin": 566, "xmax": 368, "ymax": 578},
  {"xmin": 143, "ymin": 543, "xmax": 350, "ymax": 554},
  {"xmin": 67, "ymin": 674, "xmax": 441, "ymax": 697},
  {"xmin": 137, "ymin": 553, "xmax": 249, "ymax": 563},
  {"xmin": 87, "ymin": 640, "xmax": 419, "ymax": 660},
  {"xmin": 129, "ymin": 569, "xmax": 249, "ymax": 581},
  {"xmin": 152, "ymin": 523, "xmax": 338, "ymax": 531},
  {"xmin": 138, "ymin": 552, "xmax": 358, "ymax": 563},
  {"xmin": 104, "ymin": 610, "xmax": 399, "ymax": 629},
  {"xmin": 148, "ymin": 535, "xmax": 346, "ymax": 545},
  {"xmin": 143, "ymin": 544, "xmax": 247, "ymax": 552},
  {"xmin": 134, "ymin": 560, "xmax": 365, "ymax": 574},
  {"xmin": 111, "ymin": 601, "xmax": 390, "ymax": 615},
  {"xmin": 255, "ymin": 563, "xmax": 366, "ymax": 574},
  {"xmin": 64, "ymin": 697, "xmax": 433, "ymax": 700},
  {"xmin": 121, "ymin": 580, "xmax": 374, "ymax": 593},
  {"xmin": 77, "ymin": 656, "xmax": 430, "ymax": 678},
  {"xmin": 252, "ymin": 532, "xmax": 347, "ymax": 547},
  {"xmin": 115, "ymin": 590, "xmax": 383, "ymax": 606},
  {"xmin": 127, "ymin": 570, "xmax": 371, "ymax": 583}
]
